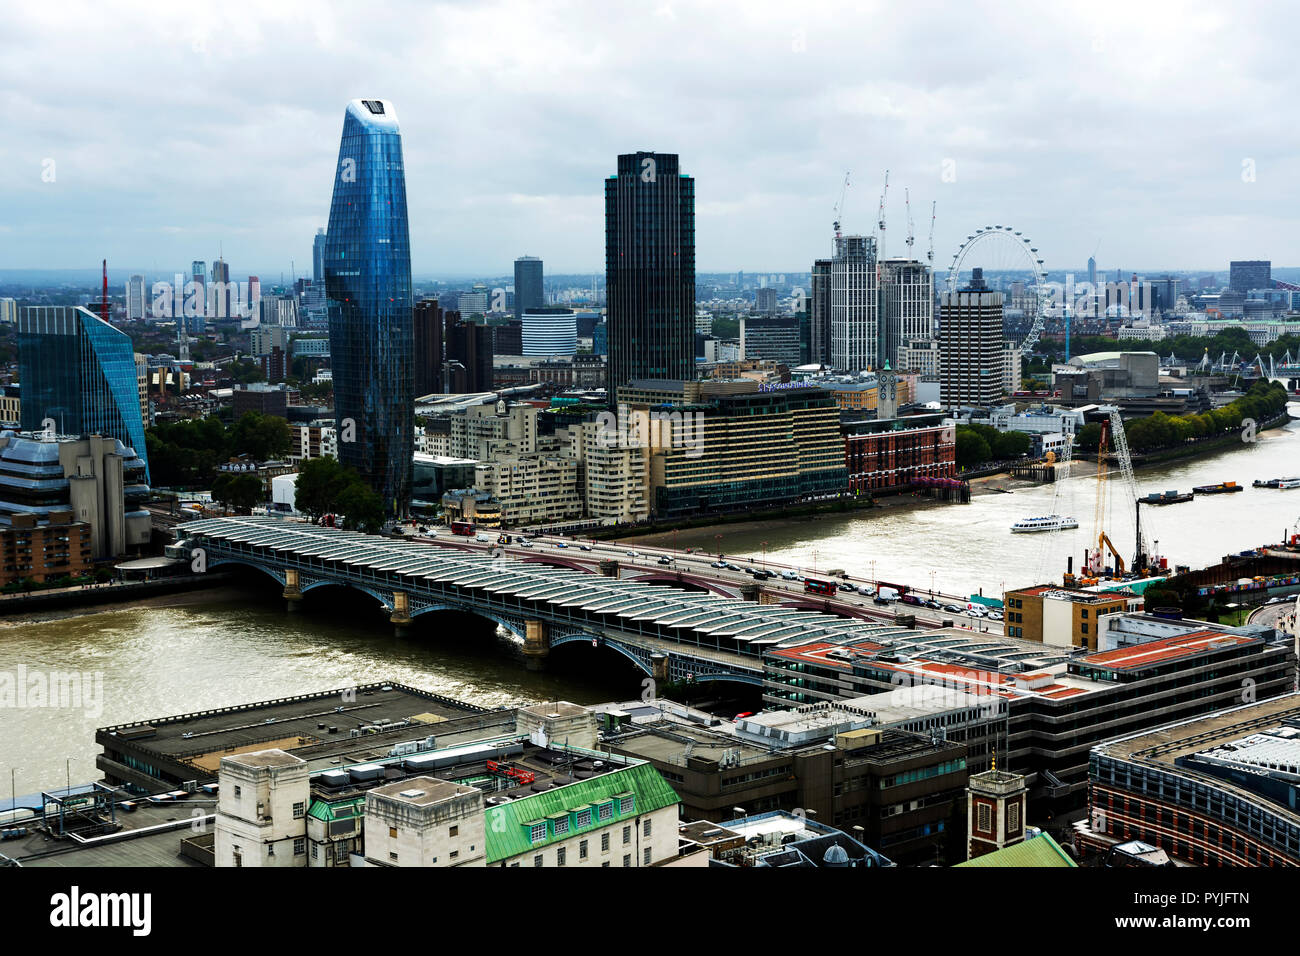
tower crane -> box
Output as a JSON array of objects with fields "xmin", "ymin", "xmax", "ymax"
[
  {"xmin": 876, "ymin": 169, "xmax": 890, "ymax": 259},
  {"xmin": 832, "ymin": 171, "xmax": 851, "ymax": 245},
  {"xmin": 926, "ymin": 201, "xmax": 936, "ymax": 267},
  {"xmin": 904, "ymin": 189, "xmax": 915, "ymax": 258}
]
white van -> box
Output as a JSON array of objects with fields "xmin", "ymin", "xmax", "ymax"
[{"xmin": 877, "ymin": 587, "xmax": 900, "ymax": 602}]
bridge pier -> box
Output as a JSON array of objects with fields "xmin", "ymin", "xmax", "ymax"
[
  {"xmin": 522, "ymin": 619, "xmax": 549, "ymax": 671},
  {"xmin": 390, "ymin": 590, "xmax": 413, "ymax": 637},
  {"xmin": 598, "ymin": 559, "xmax": 619, "ymax": 577},
  {"xmin": 650, "ymin": 653, "xmax": 668, "ymax": 683},
  {"xmin": 739, "ymin": 583, "xmax": 760, "ymax": 602},
  {"xmin": 282, "ymin": 568, "xmax": 303, "ymax": 613}
]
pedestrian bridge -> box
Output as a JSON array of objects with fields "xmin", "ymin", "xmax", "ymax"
[{"xmin": 180, "ymin": 517, "xmax": 910, "ymax": 686}]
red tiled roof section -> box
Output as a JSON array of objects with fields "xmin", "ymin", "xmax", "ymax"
[{"xmin": 1079, "ymin": 631, "xmax": 1254, "ymax": 672}]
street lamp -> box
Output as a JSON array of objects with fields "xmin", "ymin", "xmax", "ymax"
[
  {"xmin": 929, "ymin": 569, "xmax": 936, "ymax": 598},
  {"xmin": 761, "ymin": 540, "xmax": 768, "ymax": 570},
  {"xmin": 715, "ymin": 533, "xmax": 722, "ymax": 559}
]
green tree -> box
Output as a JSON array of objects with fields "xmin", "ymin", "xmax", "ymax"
[
  {"xmin": 1075, "ymin": 422, "xmax": 1102, "ymax": 452},
  {"xmin": 991, "ymin": 430, "xmax": 1031, "ymax": 459},
  {"xmin": 229, "ymin": 411, "xmax": 291, "ymax": 461},
  {"xmin": 336, "ymin": 482, "xmax": 385, "ymax": 534},
  {"xmin": 294, "ymin": 456, "xmax": 352, "ymax": 521},
  {"xmin": 955, "ymin": 428, "xmax": 991, "ymax": 468}
]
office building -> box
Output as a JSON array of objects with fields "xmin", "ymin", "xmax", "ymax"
[
  {"xmin": 625, "ymin": 380, "xmax": 846, "ymax": 518},
  {"xmin": 754, "ymin": 287, "xmax": 777, "ymax": 314},
  {"xmin": 843, "ymin": 412, "xmax": 957, "ymax": 493},
  {"xmin": 0, "ymin": 298, "xmax": 17, "ymax": 325},
  {"xmin": 444, "ymin": 313, "xmax": 494, "ymax": 393},
  {"xmin": 830, "ymin": 236, "xmax": 879, "ymax": 373},
  {"xmin": 521, "ymin": 308, "xmax": 578, "ymax": 356},
  {"xmin": 17, "ymin": 305, "xmax": 150, "ymax": 480},
  {"xmin": 125, "ymin": 275, "xmax": 147, "ymax": 321},
  {"xmin": 413, "ymin": 299, "xmax": 445, "ymax": 397},
  {"xmin": 1002, "ymin": 585, "xmax": 1142, "ymax": 648},
  {"xmin": 0, "ymin": 431, "xmax": 151, "ymax": 561},
  {"xmin": 809, "ymin": 258, "xmax": 832, "ymax": 366},
  {"xmin": 740, "ymin": 315, "xmax": 801, "ymax": 367},
  {"xmin": 513, "ymin": 255, "xmax": 543, "ymax": 318},
  {"xmin": 324, "ymin": 98, "xmax": 414, "ymax": 516},
  {"xmin": 605, "ymin": 151, "xmax": 696, "ymax": 403},
  {"xmin": 191, "ymin": 260, "xmax": 206, "ymax": 321},
  {"xmin": 312, "ymin": 228, "xmax": 327, "ymax": 284},
  {"xmin": 1229, "ymin": 259, "xmax": 1270, "ymax": 294},
  {"xmin": 939, "ymin": 268, "xmax": 1004, "ymax": 408},
  {"xmin": 1081, "ymin": 693, "xmax": 1300, "ymax": 867},
  {"xmin": 763, "ymin": 615, "xmax": 1297, "ymax": 817},
  {"xmin": 879, "ymin": 258, "xmax": 933, "ymax": 372}
]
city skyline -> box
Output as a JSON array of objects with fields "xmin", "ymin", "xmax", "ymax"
[{"xmin": 2, "ymin": 2, "xmax": 1295, "ymax": 276}]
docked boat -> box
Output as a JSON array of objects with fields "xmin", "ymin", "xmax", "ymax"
[
  {"xmin": 1254, "ymin": 478, "xmax": 1300, "ymax": 489},
  {"xmin": 1141, "ymin": 490, "xmax": 1192, "ymax": 505},
  {"xmin": 1254, "ymin": 479, "xmax": 1280, "ymax": 489},
  {"xmin": 1192, "ymin": 481, "xmax": 1243, "ymax": 494},
  {"xmin": 1011, "ymin": 515, "xmax": 1079, "ymax": 533}
]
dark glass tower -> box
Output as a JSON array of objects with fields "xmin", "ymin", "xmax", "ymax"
[
  {"xmin": 17, "ymin": 305, "xmax": 150, "ymax": 480},
  {"xmin": 605, "ymin": 151, "xmax": 695, "ymax": 403},
  {"xmin": 324, "ymin": 98, "xmax": 413, "ymax": 517},
  {"xmin": 413, "ymin": 298, "xmax": 445, "ymax": 397},
  {"xmin": 443, "ymin": 312, "xmax": 494, "ymax": 393},
  {"xmin": 513, "ymin": 256, "xmax": 543, "ymax": 319}
]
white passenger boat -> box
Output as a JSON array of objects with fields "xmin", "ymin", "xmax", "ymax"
[{"xmin": 1010, "ymin": 515, "xmax": 1079, "ymax": 533}]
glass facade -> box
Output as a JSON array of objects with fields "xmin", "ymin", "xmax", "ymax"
[
  {"xmin": 18, "ymin": 306, "xmax": 150, "ymax": 482},
  {"xmin": 324, "ymin": 99, "xmax": 414, "ymax": 516},
  {"xmin": 605, "ymin": 152, "xmax": 695, "ymax": 404}
]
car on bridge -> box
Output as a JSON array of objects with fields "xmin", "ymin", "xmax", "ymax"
[
  {"xmin": 626, "ymin": 550, "xmax": 640, "ymax": 558},
  {"xmin": 579, "ymin": 544, "xmax": 593, "ymax": 551},
  {"xmin": 838, "ymin": 582, "xmax": 857, "ymax": 593},
  {"xmin": 657, "ymin": 556, "xmax": 672, "ymax": 565},
  {"xmin": 711, "ymin": 561, "xmax": 726, "ymax": 569},
  {"xmin": 554, "ymin": 542, "xmax": 568, "ymax": 548}
]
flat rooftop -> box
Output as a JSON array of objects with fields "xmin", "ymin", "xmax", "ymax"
[
  {"xmin": 4, "ymin": 794, "xmax": 215, "ymax": 868},
  {"xmin": 1075, "ymin": 631, "xmax": 1259, "ymax": 675},
  {"xmin": 98, "ymin": 681, "xmax": 490, "ymax": 774}
]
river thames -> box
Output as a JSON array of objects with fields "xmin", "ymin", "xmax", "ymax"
[{"xmin": 4, "ymin": 409, "xmax": 1298, "ymax": 796}]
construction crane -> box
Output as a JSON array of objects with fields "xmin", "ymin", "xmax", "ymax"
[
  {"xmin": 876, "ymin": 169, "xmax": 890, "ymax": 259},
  {"xmin": 1080, "ymin": 411, "xmax": 1148, "ymax": 582},
  {"xmin": 832, "ymin": 171, "xmax": 851, "ymax": 244},
  {"xmin": 926, "ymin": 201, "xmax": 936, "ymax": 266},
  {"xmin": 904, "ymin": 189, "xmax": 915, "ymax": 258}
]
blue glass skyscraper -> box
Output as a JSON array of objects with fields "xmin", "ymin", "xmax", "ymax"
[
  {"xmin": 324, "ymin": 98, "xmax": 414, "ymax": 516},
  {"xmin": 17, "ymin": 305, "xmax": 150, "ymax": 482}
]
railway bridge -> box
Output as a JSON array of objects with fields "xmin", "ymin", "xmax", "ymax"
[{"xmin": 178, "ymin": 517, "xmax": 912, "ymax": 687}]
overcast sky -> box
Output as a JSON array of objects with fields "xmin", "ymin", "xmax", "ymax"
[{"xmin": 1, "ymin": 0, "xmax": 1295, "ymax": 280}]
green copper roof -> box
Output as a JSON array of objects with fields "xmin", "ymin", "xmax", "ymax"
[
  {"xmin": 307, "ymin": 795, "xmax": 366, "ymax": 822},
  {"xmin": 484, "ymin": 762, "xmax": 678, "ymax": 864},
  {"xmin": 955, "ymin": 833, "xmax": 1076, "ymax": 868}
]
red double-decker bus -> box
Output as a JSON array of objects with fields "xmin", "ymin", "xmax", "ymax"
[
  {"xmin": 450, "ymin": 520, "xmax": 476, "ymax": 536},
  {"xmin": 804, "ymin": 578, "xmax": 836, "ymax": 596}
]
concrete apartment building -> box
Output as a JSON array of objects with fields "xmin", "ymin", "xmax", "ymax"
[{"xmin": 473, "ymin": 454, "xmax": 582, "ymax": 526}]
